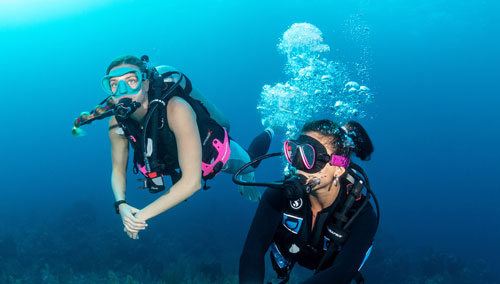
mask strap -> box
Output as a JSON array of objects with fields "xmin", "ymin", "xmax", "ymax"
[{"xmin": 330, "ymin": 155, "xmax": 350, "ymax": 168}]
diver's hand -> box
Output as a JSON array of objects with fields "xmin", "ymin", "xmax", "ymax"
[
  {"xmin": 118, "ymin": 204, "xmax": 147, "ymax": 239},
  {"xmin": 124, "ymin": 227, "xmax": 139, "ymax": 240}
]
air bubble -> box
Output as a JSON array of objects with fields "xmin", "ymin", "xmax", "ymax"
[
  {"xmin": 258, "ymin": 23, "xmax": 373, "ymax": 137},
  {"xmin": 345, "ymin": 81, "xmax": 360, "ymax": 89}
]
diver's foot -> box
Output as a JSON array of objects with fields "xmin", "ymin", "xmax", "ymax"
[
  {"xmin": 264, "ymin": 127, "xmax": 275, "ymax": 140},
  {"xmin": 262, "ymin": 116, "xmax": 280, "ymax": 139},
  {"xmin": 261, "ymin": 117, "xmax": 277, "ymax": 132},
  {"xmin": 237, "ymin": 172, "xmax": 261, "ymax": 202}
]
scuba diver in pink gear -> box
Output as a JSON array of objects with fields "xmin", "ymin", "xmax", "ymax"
[
  {"xmin": 73, "ymin": 55, "xmax": 273, "ymax": 239},
  {"xmin": 235, "ymin": 120, "xmax": 379, "ymax": 284}
]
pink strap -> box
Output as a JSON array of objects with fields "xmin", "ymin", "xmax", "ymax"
[
  {"xmin": 201, "ymin": 127, "xmax": 231, "ymax": 177},
  {"xmin": 138, "ymin": 164, "xmax": 148, "ymax": 176},
  {"xmin": 137, "ymin": 128, "xmax": 231, "ymax": 179},
  {"xmin": 331, "ymin": 155, "xmax": 350, "ymax": 168}
]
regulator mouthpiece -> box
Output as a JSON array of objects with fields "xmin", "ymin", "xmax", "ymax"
[
  {"xmin": 114, "ymin": 98, "xmax": 141, "ymax": 120},
  {"xmin": 305, "ymin": 177, "xmax": 321, "ymax": 192}
]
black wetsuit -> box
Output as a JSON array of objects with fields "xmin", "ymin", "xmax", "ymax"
[{"xmin": 239, "ymin": 185, "xmax": 377, "ymax": 284}]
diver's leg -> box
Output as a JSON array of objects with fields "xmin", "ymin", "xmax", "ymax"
[
  {"xmin": 222, "ymin": 127, "xmax": 274, "ymax": 174},
  {"xmin": 222, "ymin": 140, "xmax": 253, "ymax": 174},
  {"xmin": 246, "ymin": 128, "xmax": 274, "ymax": 169},
  {"xmin": 222, "ymin": 128, "xmax": 274, "ymax": 202},
  {"xmin": 222, "ymin": 140, "xmax": 259, "ymax": 201}
]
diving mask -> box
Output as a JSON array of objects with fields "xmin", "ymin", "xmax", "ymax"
[
  {"xmin": 101, "ymin": 67, "xmax": 146, "ymax": 97},
  {"xmin": 284, "ymin": 135, "xmax": 350, "ymax": 173}
]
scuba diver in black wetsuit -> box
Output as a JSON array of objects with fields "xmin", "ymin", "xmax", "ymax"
[
  {"xmin": 72, "ymin": 55, "xmax": 273, "ymax": 239},
  {"xmin": 234, "ymin": 119, "xmax": 379, "ymax": 284}
]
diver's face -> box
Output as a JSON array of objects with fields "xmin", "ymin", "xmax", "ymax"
[
  {"xmin": 109, "ymin": 64, "xmax": 149, "ymax": 104},
  {"xmin": 109, "ymin": 71, "xmax": 140, "ymax": 93},
  {"xmin": 296, "ymin": 131, "xmax": 344, "ymax": 191}
]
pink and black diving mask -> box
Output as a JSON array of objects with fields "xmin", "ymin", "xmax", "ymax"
[{"xmin": 284, "ymin": 135, "xmax": 350, "ymax": 173}]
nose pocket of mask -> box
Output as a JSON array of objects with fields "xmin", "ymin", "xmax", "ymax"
[
  {"xmin": 101, "ymin": 67, "xmax": 143, "ymax": 96},
  {"xmin": 117, "ymin": 81, "xmax": 128, "ymax": 94}
]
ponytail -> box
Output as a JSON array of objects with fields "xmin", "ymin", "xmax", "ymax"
[
  {"xmin": 301, "ymin": 119, "xmax": 374, "ymax": 163},
  {"xmin": 342, "ymin": 121, "xmax": 374, "ymax": 161}
]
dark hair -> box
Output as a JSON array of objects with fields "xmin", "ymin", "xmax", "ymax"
[
  {"xmin": 106, "ymin": 55, "xmax": 146, "ymax": 74},
  {"xmin": 301, "ymin": 119, "xmax": 374, "ymax": 161}
]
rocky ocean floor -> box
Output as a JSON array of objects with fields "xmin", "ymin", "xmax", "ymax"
[{"xmin": 1, "ymin": 200, "xmax": 498, "ymax": 284}]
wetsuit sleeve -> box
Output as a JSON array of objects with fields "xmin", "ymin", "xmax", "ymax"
[
  {"xmin": 301, "ymin": 204, "xmax": 377, "ymax": 284},
  {"xmin": 239, "ymin": 187, "xmax": 283, "ymax": 284}
]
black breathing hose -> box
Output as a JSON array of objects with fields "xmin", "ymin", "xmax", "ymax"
[
  {"xmin": 232, "ymin": 152, "xmax": 285, "ymax": 189},
  {"xmin": 141, "ymin": 71, "xmax": 186, "ymax": 172}
]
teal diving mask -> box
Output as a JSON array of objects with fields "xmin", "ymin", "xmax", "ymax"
[{"xmin": 101, "ymin": 67, "xmax": 146, "ymax": 97}]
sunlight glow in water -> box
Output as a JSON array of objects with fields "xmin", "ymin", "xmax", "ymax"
[{"xmin": 0, "ymin": 0, "xmax": 118, "ymax": 26}]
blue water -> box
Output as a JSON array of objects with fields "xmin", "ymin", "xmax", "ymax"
[{"xmin": 1, "ymin": 0, "xmax": 499, "ymax": 283}]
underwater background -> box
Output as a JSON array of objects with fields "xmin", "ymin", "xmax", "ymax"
[{"xmin": 1, "ymin": 0, "xmax": 499, "ymax": 283}]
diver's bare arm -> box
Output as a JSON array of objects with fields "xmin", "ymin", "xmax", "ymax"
[
  {"xmin": 137, "ymin": 98, "xmax": 202, "ymax": 221},
  {"xmin": 189, "ymin": 86, "xmax": 231, "ymax": 131},
  {"xmin": 109, "ymin": 117, "xmax": 129, "ymax": 202}
]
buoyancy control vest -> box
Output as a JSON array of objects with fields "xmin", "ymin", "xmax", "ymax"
[
  {"xmin": 114, "ymin": 66, "xmax": 230, "ymax": 193},
  {"xmin": 272, "ymin": 186, "xmax": 364, "ymax": 268},
  {"xmin": 270, "ymin": 166, "xmax": 377, "ymax": 284}
]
